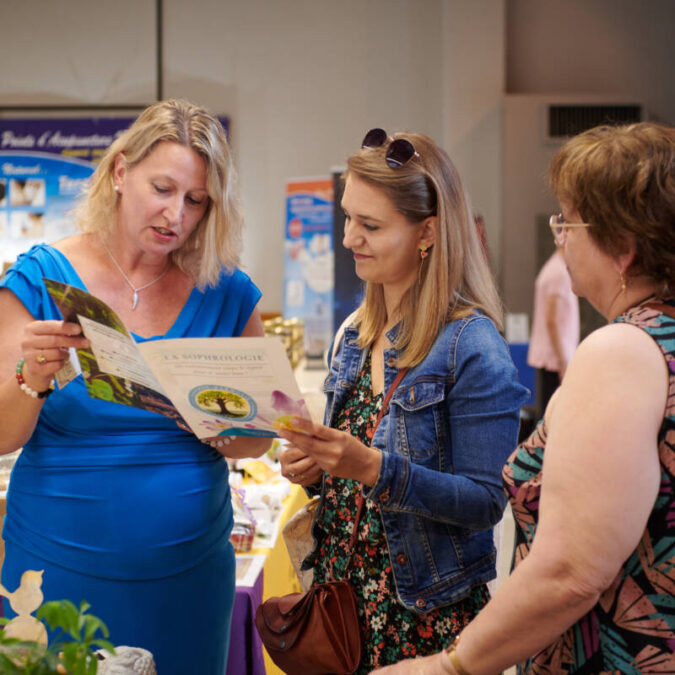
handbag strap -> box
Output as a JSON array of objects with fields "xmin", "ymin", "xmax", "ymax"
[
  {"xmin": 371, "ymin": 367, "xmax": 410, "ymax": 440},
  {"xmin": 342, "ymin": 366, "xmax": 409, "ymax": 564}
]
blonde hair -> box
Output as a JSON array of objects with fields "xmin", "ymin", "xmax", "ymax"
[
  {"xmin": 346, "ymin": 132, "xmax": 503, "ymax": 369},
  {"xmin": 76, "ymin": 99, "xmax": 243, "ymax": 289},
  {"xmin": 549, "ymin": 122, "xmax": 675, "ymax": 298}
]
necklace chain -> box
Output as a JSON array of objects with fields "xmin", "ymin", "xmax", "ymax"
[{"xmin": 102, "ymin": 241, "xmax": 170, "ymax": 310}]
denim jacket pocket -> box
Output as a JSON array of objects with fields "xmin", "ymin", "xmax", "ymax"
[
  {"xmin": 390, "ymin": 380, "xmax": 446, "ymax": 461},
  {"xmin": 390, "ymin": 380, "xmax": 445, "ymax": 411}
]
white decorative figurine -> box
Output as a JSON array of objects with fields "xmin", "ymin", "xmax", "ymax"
[
  {"xmin": 96, "ymin": 646, "xmax": 157, "ymax": 674},
  {"xmin": 0, "ymin": 570, "xmax": 157, "ymax": 674},
  {"xmin": 0, "ymin": 569, "xmax": 48, "ymax": 646}
]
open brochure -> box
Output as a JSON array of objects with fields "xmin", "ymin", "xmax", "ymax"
[{"xmin": 45, "ymin": 278, "xmax": 312, "ymax": 439}]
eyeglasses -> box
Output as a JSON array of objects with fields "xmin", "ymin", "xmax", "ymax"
[
  {"xmin": 549, "ymin": 213, "xmax": 591, "ymax": 247},
  {"xmin": 361, "ymin": 128, "xmax": 419, "ymax": 168}
]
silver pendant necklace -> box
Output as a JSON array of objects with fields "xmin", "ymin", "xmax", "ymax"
[{"xmin": 102, "ymin": 241, "xmax": 171, "ymax": 310}]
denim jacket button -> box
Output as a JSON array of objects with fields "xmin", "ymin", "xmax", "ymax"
[
  {"xmin": 396, "ymin": 554, "xmax": 407, "ymax": 565},
  {"xmin": 379, "ymin": 491, "xmax": 390, "ymax": 504},
  {"xmin": 386, "ymin": 357, "xmax": 396, "ymax": 367},
  {"xmin": 415, "ymin": 598, "xmax": 427, "ymax": 609}
]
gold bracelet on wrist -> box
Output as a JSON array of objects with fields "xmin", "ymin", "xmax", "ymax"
[
  {"xmin": 443, "ymin": 635, "xmax": 473, "ymax": 675},
  {"xmin": 440, "ymin": 648, "xmax": 454, "ymax": 674}
]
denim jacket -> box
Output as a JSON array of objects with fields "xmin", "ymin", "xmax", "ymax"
[{"xmin": 306, "ymin": 312, "xmax": 529, "ymax": 613}]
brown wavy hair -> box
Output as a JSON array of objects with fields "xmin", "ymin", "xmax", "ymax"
[{"xmin": 549, "ymin": 122, "xmax": 675, "ymax": 298}]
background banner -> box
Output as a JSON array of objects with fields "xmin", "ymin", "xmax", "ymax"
[
  {"xmin": 283, "ymin": 177, "xmax": 334, "ymax": 364},
  {"xmin": 0, "ymin": 114, "xmax": 229, "ymax": 269},
  {"xmin": 0, "ymin": 115, "xmax": 137, "ymax": 267}
]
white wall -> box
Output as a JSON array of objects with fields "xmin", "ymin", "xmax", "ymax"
[
  {"xmin": 501, "ymin": 93, "xmax": 623, "ymax": 314},
  {"xmin": 1, "ymin": 0, "xmax": 673, "ymax": 315},
  {"xmin": 442, "ymin": 0, "xmax": 505, "ymax": 276},
  {"xmin": 502, "ymin": 0, "xmax": 675, "ymax": 313},
  {"xmin": 507, "ymin": 0, "xmax": 675, "ymax": 124},
  {"xmin": 162, "ymin": 0, "xmax": 445, "ymax": 311},
  {"xmin": 0, "ymin": 1, "xmax": 156, "ymax": 105},
  {"xmin": 0, "ymin": 0, "xmax": 445, "ymax": 312}
]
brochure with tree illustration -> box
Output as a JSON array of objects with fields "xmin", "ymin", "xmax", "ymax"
[{"xmin": 44, "ymin": 278, "xmax": 312, "ymax": 439}]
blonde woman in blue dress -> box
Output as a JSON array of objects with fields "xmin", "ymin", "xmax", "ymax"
[{"xmin": 0, "ymin": 99, "xmax": 270, "ymax": 675}]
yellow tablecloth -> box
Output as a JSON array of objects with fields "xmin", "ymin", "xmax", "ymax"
[{"xmin": 246, "ymin": 483, "xmax": 310, "ymax": 675}]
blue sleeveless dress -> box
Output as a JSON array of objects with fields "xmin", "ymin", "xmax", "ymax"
[{"xmin": 0, "ymin": 243, "xmax": 261, "ymax": 675}]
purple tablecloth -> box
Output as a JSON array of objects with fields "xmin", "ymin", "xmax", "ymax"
[{"xmin": 226, "ymin": 570, "xmax": 265, "ymax": 675}]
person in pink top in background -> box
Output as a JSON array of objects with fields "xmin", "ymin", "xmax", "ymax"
[{"xmin": 527, "ymin": 248, "xmax": 579, "ymax": 417}]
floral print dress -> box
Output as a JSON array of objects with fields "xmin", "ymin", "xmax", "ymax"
[
  {"xmin": 312, "ymin": 351, "xmax": 488, "ymax": 673},
  {"xmin": 502, "ymin": 300, "xmax": 675, "ymax": 674}
]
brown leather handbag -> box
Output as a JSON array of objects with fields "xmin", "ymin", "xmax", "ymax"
[
  {"xmin": 254, "ymin": 368, "xmax": 409, "ymax": 675},
  {"xmin": 254, "ymin": 506, "xmax": 364, "ymax": 674}
]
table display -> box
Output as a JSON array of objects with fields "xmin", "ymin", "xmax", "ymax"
[
  {"xmin": 227, "ymin": 483, "xmax": 309, "ymax": 675},
  {"xmin": 0, "ymin": 454, "xmax": 309, "ymax": 675},
  {"xmin": 0, "ymin": 361, "xmax": 325, "ymax": 675},
  {"xmin": 228, "ymin": 563, "xmax": 265, "ymax": 675}
]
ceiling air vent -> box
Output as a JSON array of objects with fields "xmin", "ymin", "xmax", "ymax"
[{"xmin": 548, "ymin": 104, "xmax": 643, "ymax": 138}]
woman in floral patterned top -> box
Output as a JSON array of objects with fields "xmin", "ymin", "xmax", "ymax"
[
  {"xmin": 278, "ymin": 129, "xmax": 527, "ymax": 672},
  {"xmin": 379, "ymin": 123, "xmax": 675, "ymax": 675}
]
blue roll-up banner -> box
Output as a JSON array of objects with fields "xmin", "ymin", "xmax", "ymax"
[{"xmin": 283, "ymin": 177, "xmax": 334, "ymax": 363}]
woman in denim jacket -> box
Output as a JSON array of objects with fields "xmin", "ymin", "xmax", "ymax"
[{"xmin": 279, "ymin": 128, "xmax": 528, "ymax": 673}]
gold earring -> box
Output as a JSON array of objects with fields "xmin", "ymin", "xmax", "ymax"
[
  {"xmin": 620, "ymin": 272, "xmax": 627, "ymax": 293},
  {"xmin": 419, "ymin": 245, "xmax": 429, "ymax": 261}
]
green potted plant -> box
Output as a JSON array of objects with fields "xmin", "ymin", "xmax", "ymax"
[{"xmin": 0, "ymin": 599, "xmax": 115, "ymax": 674}]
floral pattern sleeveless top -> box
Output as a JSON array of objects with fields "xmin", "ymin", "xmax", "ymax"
[
  {"xmin": 313, "ymin": 352, "xmax": 488, "ymax": 673},
  {"xmin": 503, "ymin": 300, "xmax": 675, "ymax": 674}
]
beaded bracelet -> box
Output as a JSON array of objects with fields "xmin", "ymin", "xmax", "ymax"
[
  {"xmin": 15, "ymin": 358, "xmax": 55, "ymax": 399},
  {"xmin": 209, "ymin": 437, "xmax": 238, "ymax": 448}
]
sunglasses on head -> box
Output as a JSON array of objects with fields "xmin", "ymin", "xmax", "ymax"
[{"xmin": 361, "ymin": 128, "xmax": 418, "ymax": 169}]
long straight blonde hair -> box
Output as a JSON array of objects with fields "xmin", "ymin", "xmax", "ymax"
[{"xmin": 347, "ymin": 132, "xmax": 503, "ymax": 369}]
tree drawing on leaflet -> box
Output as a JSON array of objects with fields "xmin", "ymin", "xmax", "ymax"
[{"xmin": 196, "ymin": 390, "xmax": 250, "ymax": 418}]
